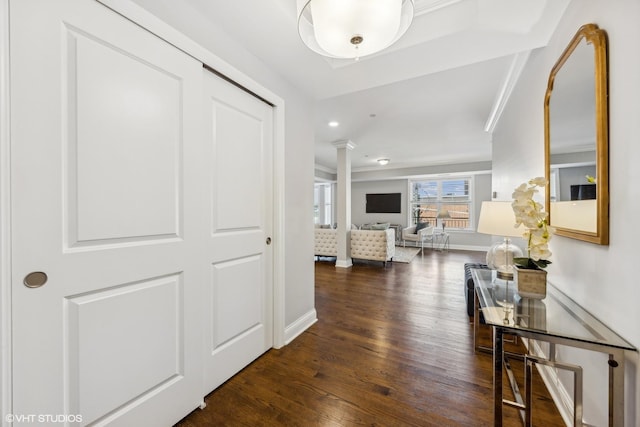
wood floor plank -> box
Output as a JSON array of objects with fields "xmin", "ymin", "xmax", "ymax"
[{"xmin": 176, "ymin": 250, "xmax": 565, "ymax": 426}]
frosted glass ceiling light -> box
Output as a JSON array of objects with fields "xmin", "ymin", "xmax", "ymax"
[
  {"xmin": 377, "ymin": 158, "xmax": 390, "ymax": 165},
  {"xmin": 297, "ymin": 0, "xmax": 415, "ymax": 59}
]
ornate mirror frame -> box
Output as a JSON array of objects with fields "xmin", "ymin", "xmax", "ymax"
[{"xmin": 544, "ymin": 24, "xmax": 609, "ymax": 245}]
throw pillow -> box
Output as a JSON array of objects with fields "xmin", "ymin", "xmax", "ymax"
[
  {"xmin": 371, "ymin": 223, "xmax": 390, "ymax": 230},
  {"xmin": 415, "ymin": 222, "xmax": 429, "ymax": 233}
]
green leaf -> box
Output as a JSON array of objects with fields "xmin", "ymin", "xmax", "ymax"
[
  {"xmin": 532, "ymin": 259, "xmax": 551, "ymax": 269},
  {"xmin": 513, "ymin": 257, "xmax": 551, "ymax": 270},
  {"xmin": 513, "ymin": 257, "xmax": 529, "ymax": 267}
]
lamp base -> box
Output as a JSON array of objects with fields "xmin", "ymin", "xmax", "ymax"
[
  {"xmin": 486, "ymin": 237, "xmax": 523, "ymax": 281},
  {"xmin": 496, "ymin": 270, "xmax": 514, "ymax": 281}
]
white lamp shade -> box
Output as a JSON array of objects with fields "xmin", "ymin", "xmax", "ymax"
[
  {"xmin": 477, "ymin": 201, "xmax": 525, "ymax": 279},
  {"xmin": 477, "ymin": 201, "xmax": 524, "ymax": 238},
  {"xmin": 436, "ymin": 209, "xmax": 451, "ymax": 219},
  {"xmin": 297, "ymin": 0, "xmax": 415, "ymax": 59}
]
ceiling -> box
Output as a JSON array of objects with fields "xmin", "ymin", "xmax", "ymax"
[{"xmin": 130, "ymin": 0, "xmax": 572, "ymax": 173}]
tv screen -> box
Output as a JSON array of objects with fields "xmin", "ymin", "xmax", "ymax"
[{"xmin": 366, "ymin": 193, "xmax": 401, "ymax": 213}]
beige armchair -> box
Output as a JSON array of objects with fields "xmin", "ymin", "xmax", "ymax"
[
  {"xmin": 350, "ymin": 229, "xmax": 395, "ymax": 266},
  {"xmin": 402, "ymin": 224, "xmax": 434, "ymax": 250}
]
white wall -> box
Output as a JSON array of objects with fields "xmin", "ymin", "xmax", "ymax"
[
  {"xmin": 469, "ymin": 173, "xmax": 494, "ymax": 248},
  {"xmin": 127, "ymin": 1, "xmax": 316, "ymax": 337},
  {"xmin": 350, "ymin": 174, "xmax": 494, "ymax": 249},
  {"xmin": 283, "ymin": 101, "xmax": 316, "ymax": 328},
  {"xmin": 492, "ymin": 0, "xmax": 640, "ymax": 425},
  {"xmin": 351, "ymin": 180, "xmax": 407, "ymax": 226},
  {"xmin": 351, "ymin": 161, "xmax": 492, "ymax": 181}
]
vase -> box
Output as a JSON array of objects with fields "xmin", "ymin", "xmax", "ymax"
[{"xmin": 514, "ymin": 266, "xmax": 547, "ymax": 299}]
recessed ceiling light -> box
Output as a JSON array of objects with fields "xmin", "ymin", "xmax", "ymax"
[
  {"xmin": 328, "ymin": 121, "xmax": 339, "ymax": 127},
  {"xmin": 377, "ymin": 158, "xmax": 390, "ymax": 166}
]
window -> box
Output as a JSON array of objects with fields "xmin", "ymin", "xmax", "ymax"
[
  {"xmin": 409, "ymin": 177, "xmax": 473, "ymax": 230},
  {"xmin": 314, "ymin": 183, "xmax": 333, "ymax": 225}
]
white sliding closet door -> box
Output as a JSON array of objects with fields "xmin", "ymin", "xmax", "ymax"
[
  {"xmin": 10, "ymin": 0, "xmax": 205, "ymax": 425},
  {"xmin": 201, "ymin": 70, "xmax": 274, "ymax": 394}
]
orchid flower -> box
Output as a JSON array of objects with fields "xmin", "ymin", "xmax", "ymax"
[{"xmin": 511, "ymin": 177, "xmax": 552, "ymax": 269}]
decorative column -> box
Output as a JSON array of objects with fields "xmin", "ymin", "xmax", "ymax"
[{"xmin": 332, "ymin": 140, "xmax": 356, "ymax": 268}]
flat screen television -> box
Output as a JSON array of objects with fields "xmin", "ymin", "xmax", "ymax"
[
  {"xmin": 366, "ymin": 193, "xmax": 401, "ymax": 213},
  {"xmin": 570, "ymin": 184, "xmax": 596, "ymax": 200}
]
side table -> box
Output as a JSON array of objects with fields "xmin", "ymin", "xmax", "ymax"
[
  {"xmin": 433, "ymin": 230, "xmax": 449, "ymax": 251},
  {"xmin": 390, "ymin": 224, "xmax": 403, "ymax": 245}
]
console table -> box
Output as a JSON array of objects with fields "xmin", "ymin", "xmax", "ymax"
[{"xmin": 471, "ymin": 268, "xmax": 636, "ymax": 427}]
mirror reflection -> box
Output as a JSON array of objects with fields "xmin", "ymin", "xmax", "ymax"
[{"xmin": 545, "ymin": 24, "xmax": 608, "ymax": 244}]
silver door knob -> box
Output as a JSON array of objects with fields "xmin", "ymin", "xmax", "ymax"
[{"xmin": 24, "ymin": 271, "xmax": 48, "ymax": 288}]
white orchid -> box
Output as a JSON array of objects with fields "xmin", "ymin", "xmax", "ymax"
[
  {"xmin": 529, "ymin": 176, "xmax": 547, "ymax": 187},
  {"xmin": 511, "ymin": 177, "xmax": 553, "ymax": 269}
]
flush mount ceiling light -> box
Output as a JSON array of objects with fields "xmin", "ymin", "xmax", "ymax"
[
  {"xmin": 328, "ymin": 121, "xmax": 340, "ymax": 127},
  {"xmin": 297, "ymin": 0, "xmax": 415, "ymax": 60},
  {"xmin": 377, "ymin": 158, "xmax": 390, "ymax": 166}
]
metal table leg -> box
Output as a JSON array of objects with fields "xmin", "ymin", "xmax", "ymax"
[
  {"xmin": 525, "ymin": 355, "xmax": 583, "ymax": 426},
  {"xmin": 609, "ymin": 350, "xmax": 625, "ymax": 427},
  {"xmin": 474, "ymin": 289, "xmax": 480, "ymax": 352},
  {"xmin": 494, "ymin": 326, "xmax": 503, "ymax": 426}
]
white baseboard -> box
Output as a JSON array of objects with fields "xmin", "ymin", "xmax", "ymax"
[
  {"xmin": 335, "ymin": 259, "xmax": 353, "ymax": 268},
  {"xmin": 283, "ymin": 309, "xmax": 317, "ymax": 346}
]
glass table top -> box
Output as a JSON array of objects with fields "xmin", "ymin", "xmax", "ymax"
[{"xmin": 471, "ymin": 268, "xmax": 635, "ymax": 351}]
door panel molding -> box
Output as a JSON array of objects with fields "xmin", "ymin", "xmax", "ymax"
[
  {"xmin": 64, "ymin": 27, "xmax": 183, "ymax": 248},
  {"xmin": 211, "ymin": 256, "xmax": 263, "ymax": 349},
  {"xmin": 65, "ymin": 273, "xmax": 184, "ymax": 424}
]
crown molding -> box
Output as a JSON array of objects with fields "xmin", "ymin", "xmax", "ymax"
[
  {"xmin": 414, "ymin": 0, "xmax": 463, "ymax": 16},
  {"xmin": 314, "ymin": 164, "xmax": 336, "ymax": 174},
  {"xmin": 484, "ymin": 50, "xmax": 532, "ymax": 133},
  {"xmin": 331, "ymin": 140, "xmax": 357, "ymax": 150}
]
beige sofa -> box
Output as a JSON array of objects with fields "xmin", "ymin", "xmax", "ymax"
[
  {"xmin": 350, "ymin": 228, "xmax": 395, "ymax": 265},
  {"xmin": 314, "ymin": 228, "xmax": 337, "ymax": 257}
]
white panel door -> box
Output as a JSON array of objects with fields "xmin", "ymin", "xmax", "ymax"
[
  {"xmin": 202, "ymin": 71, "xmax": 273, "ymax": 394},
  {"xmin": 10, "ymin": 1, "xmax": 205, "ymax": 425}
]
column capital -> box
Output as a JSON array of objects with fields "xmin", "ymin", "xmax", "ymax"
[{"xmin": 332, "ymin": 140, "xmax": 357, "ymax": 150}]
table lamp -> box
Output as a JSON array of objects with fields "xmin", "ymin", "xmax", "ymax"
[
  {"xmin": 436, "ymin": 209, "xmax": 451, "ymax": 231},
  {"xmin": 477, "ymin": 201, "xmax": 524, "ymax": 280}
]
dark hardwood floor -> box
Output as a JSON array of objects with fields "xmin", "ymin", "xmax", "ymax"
[{"xmin": 176, "ymin": 250, "xmax": 564, "ymax": 426}]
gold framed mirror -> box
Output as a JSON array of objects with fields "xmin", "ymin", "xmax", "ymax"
[{"xmin": 545, "ymin": 23, "xmax": 609, "ymax": 245}]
